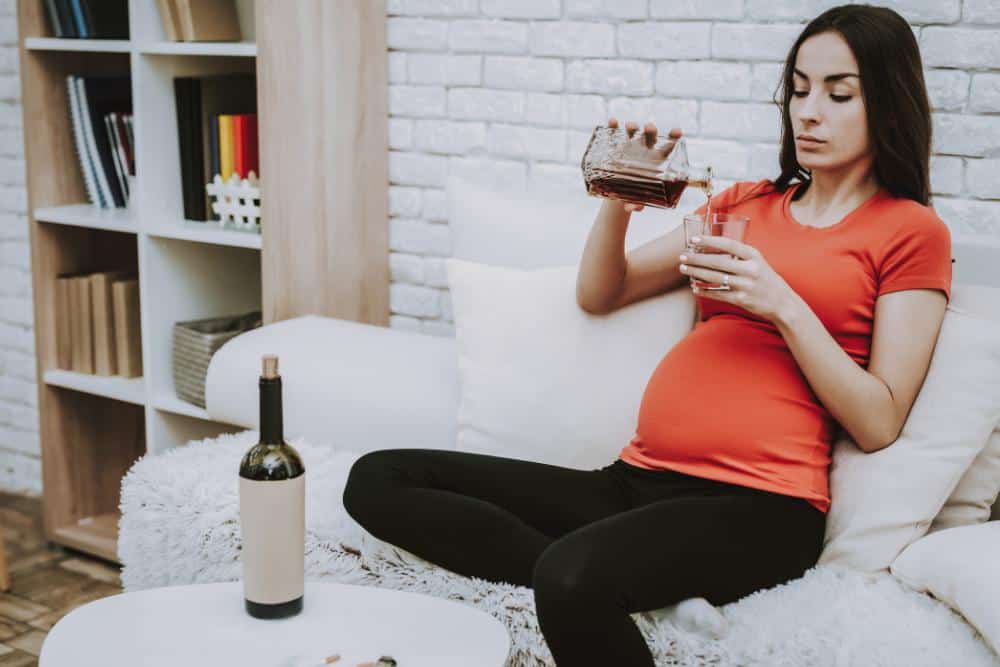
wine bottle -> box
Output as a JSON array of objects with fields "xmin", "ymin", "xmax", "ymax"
[{"xmin": 239, "ymin": 354, "xmax": 305, "ymax": 619}]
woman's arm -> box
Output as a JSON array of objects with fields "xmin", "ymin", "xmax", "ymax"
[{"xmin": 775, "ymin": 288, "xmax": 947, "ymax": 453}]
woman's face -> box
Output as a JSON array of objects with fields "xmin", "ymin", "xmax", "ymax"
[{"xmin": 788, "ymin": 31, "xmax": 872, "ymax": 174}]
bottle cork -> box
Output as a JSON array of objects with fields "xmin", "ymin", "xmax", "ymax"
[{"xmin": 261, "ymin": 354, "xmax": 279, "ymax": 379}]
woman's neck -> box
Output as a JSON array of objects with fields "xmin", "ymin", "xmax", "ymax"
[{"xmin": 794, "ymin": 169, "xmax": 881, "ymax": 218}]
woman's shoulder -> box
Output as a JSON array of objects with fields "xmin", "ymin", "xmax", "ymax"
[{"xmin": 877, "ymin": 192, "xmax": 952, "ymax": 240}]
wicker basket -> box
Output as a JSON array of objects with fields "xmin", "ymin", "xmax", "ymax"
[{"xmin": 172, "ymin": 311, "xmax": 262, "ymax": 408}]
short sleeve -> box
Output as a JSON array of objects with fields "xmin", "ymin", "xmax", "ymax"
[{"xmin": 877, "ymin": 216, "xmax": 953, "ymax": 302}]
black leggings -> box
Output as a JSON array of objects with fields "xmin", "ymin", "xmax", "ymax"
[{"xmin": 342, "ymin": 449, "xmax": 826, "ymax": 667}]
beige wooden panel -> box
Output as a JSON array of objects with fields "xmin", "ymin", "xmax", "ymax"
[{"xmin": 256, "ymin": 0, "xmax": 389, "ymax": 325}]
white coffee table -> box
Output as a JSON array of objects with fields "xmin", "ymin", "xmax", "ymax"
[{"xmin": 40, "ymin": 580, "xmax": 511, "ymax": 667}]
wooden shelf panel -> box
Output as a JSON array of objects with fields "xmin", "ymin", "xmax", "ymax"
[
  {"xmin": 24, "ymin": 37, "xmax": 131, "ymax": 53},
  {"xmin": 52, "ymin": 512, "xmax": 120, "ymax": 564},
  {"xmin": 43, "ymin": 370, "xmax": 145, "ymax": 406},
  {"xmin": 34, "ymin": 205, "xmax": 137, "ymax": 234},
  {"xmin": 140, "ymin": 41, "xmax": 257, "ymax": 57},
  {"xmin": 145, "ymin": 219, "xmax": 262, "ymax": 249}
]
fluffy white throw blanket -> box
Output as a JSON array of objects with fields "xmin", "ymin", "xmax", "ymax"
[{"xmin": 119, "ymin": 431, "xmax": 999, "ymax": 667}]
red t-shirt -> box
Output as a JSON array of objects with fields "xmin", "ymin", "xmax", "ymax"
[{"xmin": 618, "ymin": 179, "xmax": 953, "ymax": 513}]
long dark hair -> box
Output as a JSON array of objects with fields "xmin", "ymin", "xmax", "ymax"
[{"xmin": 770, "ymin": 5, "xmax": 932, "ymax": 206}]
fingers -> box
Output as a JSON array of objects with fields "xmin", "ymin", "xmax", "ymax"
[{"xmin": 608, "ymin": 117, "xmax": 683, "ymax": 140}]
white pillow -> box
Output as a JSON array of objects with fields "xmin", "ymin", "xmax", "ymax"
[
  {"xmin": 445, "ymin": 258, "xmax": 697, "ymax": 471},
  {"xmin": 890, "ymin": 521, "xmax": 1000, "ymax": 657},
  {"xmin": 446, "ymin": 173, "xmax": 674, "ymax": 269},
  {"xmin": 930, "ymin": 429, "xmax": 1000, "ymax": 532},
  {"xmin": 930, "ymin": 284, "xmax": 1000, "ymax": 532},
  {"xmin": 819, "ymin": 297, "xmax": 1000, "ymax": 573}
]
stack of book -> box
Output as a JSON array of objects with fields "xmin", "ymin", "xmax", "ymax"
[
  {"xmin": 44, "ymin": 0, "xmax": 129, "ymax": 39},
  {"xmin": 174, "ymin": 74, "xmax": 258, "ymax": 221},
  {"xmin": 157, "ymin": 0, "xmax": 242, "ymax": 42},
  {"xmin": 55, "ymin": 271, "xmax": 142, "ymax": 378},
  {"xmin": 67, "ymin": 74, "xmax": 134, "ymax": 210}
]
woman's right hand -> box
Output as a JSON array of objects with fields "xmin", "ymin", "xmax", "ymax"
[{"xmin": 606, "ymin": 117, "xmax": 683, "ymax": 213}]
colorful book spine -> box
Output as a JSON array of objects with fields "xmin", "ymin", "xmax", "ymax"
[
  {"xmin": 233, "ymin": 114, "xmax": 246, "ymax": 178},
  {"xmin": 219, "ymin": 114, "xmax": 234, "ymax": 181}
]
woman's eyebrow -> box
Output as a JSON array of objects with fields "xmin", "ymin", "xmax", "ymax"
[{"xmin": 793, "ymin": 67, "xmax": 859, "ymax": 82}]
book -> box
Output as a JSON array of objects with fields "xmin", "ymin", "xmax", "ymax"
[
  {"xmin": 233, "ymin": 114, "xmax": 245, "ymax": 178},
  {"xmin": 112, "ymin": 279, "xmax": 142, "ymax": 378},
  {"xmin": 71, "ymin": 275, "xmax": 94, "ymax": 374},
  {"xmin": 68, "ymin": 0, "xmax": 87, "ymax": 38},
  {"xmin": 104, "ymin": 113, "xmax": 129, "ymax": 203},
  {"xmin": 87, "ymin": 0, "xmax": 129, "ymax": 39},
  {"xmin": 55, "ymin": 273, "xmax": 77, "ymax": 370},
  {"xmin": 90, "ymin": 271, "xmax": 130, "ymax": 376},
  {"xmin": 45, "ymin": 0, "xmax": 65, "ymax": 37},
  {"xmin": 245, "ymin": 113, "xmax": 259, "ymax": 177},
  {"xmin": 174, "ymin": 0, "xmax": 241, "ymax": 42},
  {"xmin": 219, "ymin": 114, "xmax": 234, "ymax": 181},
  {"xmin": 157, "ymin": 0, "xmax": 181, "ymax": 41}
]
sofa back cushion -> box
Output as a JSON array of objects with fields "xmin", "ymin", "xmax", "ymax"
[
  {"xmin": 446, "ymin": 258, "xmax": 697, "ymax": 471},
  {"xmin": 447, "ymin": 172, "xmax": 676, "ymax": 268}
]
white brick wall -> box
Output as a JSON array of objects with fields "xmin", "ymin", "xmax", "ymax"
[
  {"xmin": 0, "ymin": 0, "xmax": 41, "ymax": 498},
  {"xmin": 387, "ymin": 0, "xmax": 1000, "ymax": 338}
]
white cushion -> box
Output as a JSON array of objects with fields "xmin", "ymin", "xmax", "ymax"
[
  {"xmin": 890, "ymin": 521, "xmax": 1000, "ymax": 657},
  {"xmin": 446, "ymin": 172, "xmax": 676, "ymax": 269},
  {"xmin": 445, "ymin": 258, "xmax": 697, "ymax": 471},
  {"xmin": 931, "ymin": 284, "xmax": 1000, "ymax": 531},
  {"xmin": 819, "ymin": 291, "xmax": 1000, "ymax": 573},
  {"xmin": 205, "ymin": 315, "xmax": 460, "ymax": 452}
]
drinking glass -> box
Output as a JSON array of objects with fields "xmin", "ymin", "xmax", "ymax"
[{"xmin": 682, "ymin": 213, "xmax": 750, "ymax": 291}]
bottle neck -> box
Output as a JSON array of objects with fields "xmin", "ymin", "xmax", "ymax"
[{"xmin": 259, "ymin": 377, "xmax": 284, "ymax": 444}]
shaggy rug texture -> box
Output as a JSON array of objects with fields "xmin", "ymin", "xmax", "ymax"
[{"xmin": 119, "ymin": 430, "xmax": 1000, "ymax": 667}]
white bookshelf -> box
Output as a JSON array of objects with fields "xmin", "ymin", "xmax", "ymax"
[
  {"xmin": 20, "ymin": 0, "xmax": 263, "ymax": 562},
  {"xmin": 30, "ymin": 1, "xmax": 260, "ymax": 458},
  {"xmin": 20, "ymin": 0, "xmax": 388, "ymax": 564}
]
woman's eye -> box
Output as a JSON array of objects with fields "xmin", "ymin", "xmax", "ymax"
[{"xmin": 792, "ymin": 91, "xmax": 852, "ymax": 102}]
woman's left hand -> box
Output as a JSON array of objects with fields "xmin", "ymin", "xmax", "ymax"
[{"xmin": 679, "ymin": 234, "xmax": 796, "ymax": 324}]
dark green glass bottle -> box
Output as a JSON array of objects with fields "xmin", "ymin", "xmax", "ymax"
[{"xmin": 238, "ymin": 354, "xmax": 305, "ymax": 619}]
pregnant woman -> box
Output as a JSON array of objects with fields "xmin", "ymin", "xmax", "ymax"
[{"xmin": 343, "ymin": 5, "xmax": 952, "ymax": 665}]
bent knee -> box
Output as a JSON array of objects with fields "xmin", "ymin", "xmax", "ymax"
[
  {"xmin": 532, "ymin": 541, "xmax": 603, "ymax": 601},
  {"xmin": 342, "ymin": 450, "xmax": 398, "ymax": 518}
]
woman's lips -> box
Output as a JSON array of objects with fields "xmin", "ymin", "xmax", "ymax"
[{"xmin": 796, "ymin": 137, "xmax": 825, "ymax": 148}]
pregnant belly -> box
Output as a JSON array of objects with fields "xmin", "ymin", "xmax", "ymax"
[{"xmin": 632, "ymin": 318, "xmax": 836, "ymax": 474}]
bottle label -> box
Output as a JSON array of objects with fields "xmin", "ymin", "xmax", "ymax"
[{"xmin": 239, "ymin": 475, "xmax": 305, "ymax": 604}]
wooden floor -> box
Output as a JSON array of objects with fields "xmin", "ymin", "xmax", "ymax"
[{"xmin": 0, "ymin": 492, "xmax": 123, "ymax": 666}]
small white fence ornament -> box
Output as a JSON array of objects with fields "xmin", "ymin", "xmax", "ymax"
[{"xmin": 206, "ymin": 172, "xmax": 261, "ymax": 231}]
